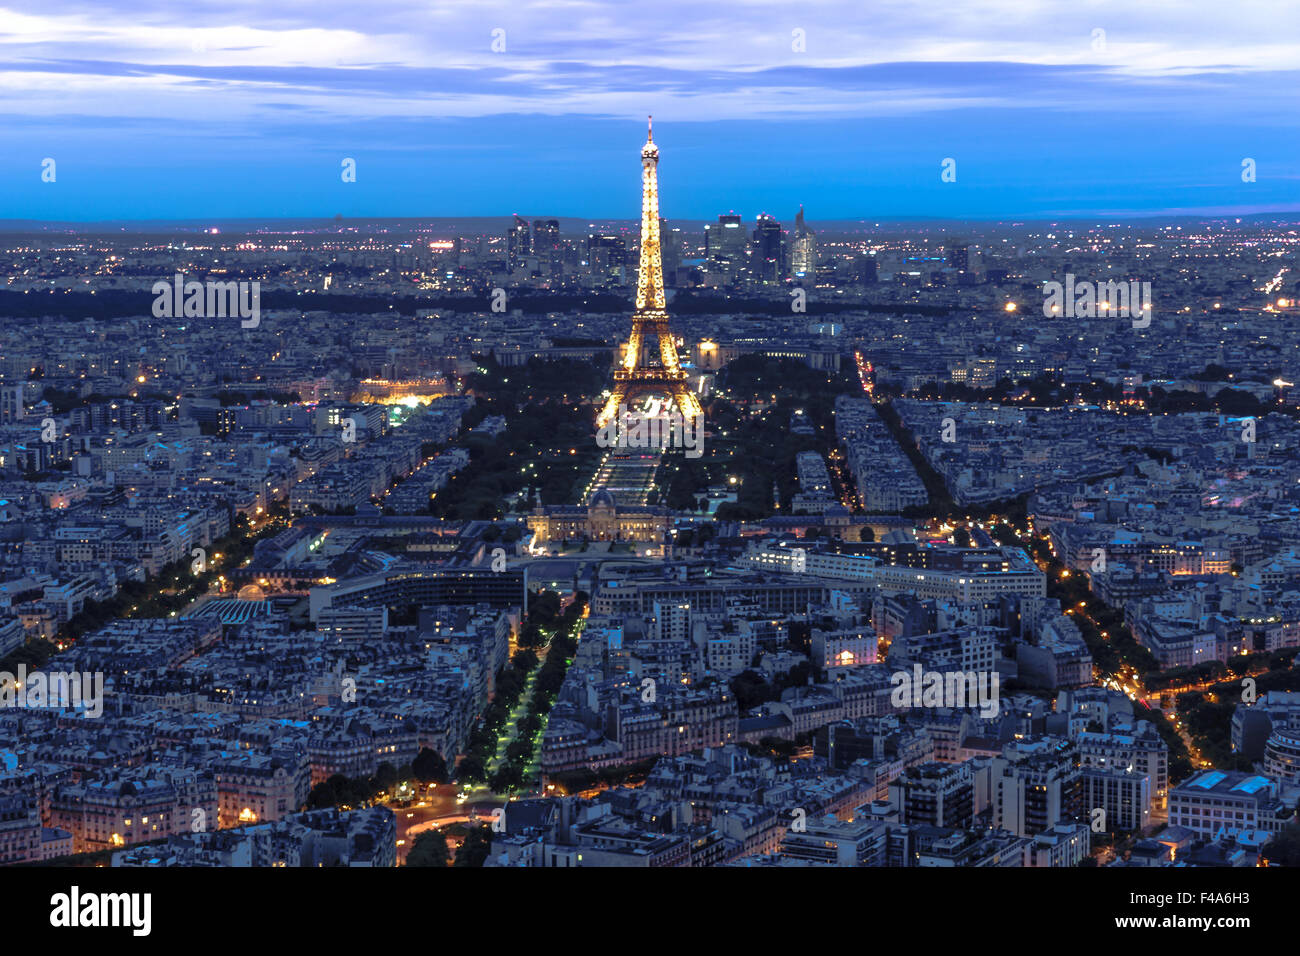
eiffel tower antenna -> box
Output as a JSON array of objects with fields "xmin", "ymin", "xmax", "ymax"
[{"xmin": 596, "ymin": 120, "xmax": 703, "ymax": 428}]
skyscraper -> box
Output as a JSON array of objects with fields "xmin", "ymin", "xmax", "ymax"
[
  {"xmin": 660, "ymin": 221, "xmax": 681, "ymax": 284},
  {"xmin": 586, "ymin": 234, "xmax": 626, "ymax": 280},
  {"xmin": 752, "ymin": 214, "xmax": 783, "ymax": 283},
  {"xmin": 946, "ymin": 241, "xmax": 970, "ymax": 273},
  {"xmin": 507, "ymin": 214, "xmax": 530, "ymax": 271},
  {"xmin": 705, "ymin": 214, "xmax": 746, "ymax": 263},
  {"xmin": 791, "ymin": 205, "xmax": 817, "ymax": 278},
  {"xmin": 532, "ymin": 218, "xmax": 561, "ymax": 275}
]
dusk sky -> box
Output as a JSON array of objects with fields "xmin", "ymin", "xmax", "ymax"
[{"xmin": 2, "ymin": 0, "xmax": 1298, "ymax": 222}]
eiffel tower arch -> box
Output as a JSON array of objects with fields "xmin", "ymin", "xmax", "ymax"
[{"xmin": 597, "ymin": 119, "xmax": 704, "ymax": 428}]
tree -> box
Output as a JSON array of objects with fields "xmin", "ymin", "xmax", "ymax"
[
  {"xmin": 305, "ymin": 777, "xmax": 339, "ymax": 809},
  {"xmin": 729, "ymin": 670, "xmax": 778, "ymax": 712},
  {"xmin": 518, "ymin": 713, "xmax": 542, "ymax": 738},
  {"xmin": 406, "ymin": 829, "xmax": 450, "ymax": 867},
  {"xmin": 991, "ymin": 523, "xmax": 1017, "ymax": 545},
  {"xmin": 371, "ymin": 762, "xmax": 399, "ymax": 795},
  {"xmin": 456, "ymin": 756, "xmax": 486, "ymax": 783},
  {"xmin": 506, "ymin": 738, "xmax": 533, "ymax": 763},
  {"xmin": 1264, "ymin": 824, "xmax": 1300, "ymax": 867},
  {"xmin": 412, "ymin": 747, "xmax": 448, "ymax": 784},
  {"xmin": 531, "ymin": 590, "xmax": 562, "ymax": 623},
  {"xmin": 489, "ymin": 762, "xmax": 524, "ymax": 793},
  {"xmin": 495, "ymin": 669, "xmax": 523, "ymax": 703},
  {"xmin": 453, "ymin": 824, "xmax": 494, "ymax": 867}
]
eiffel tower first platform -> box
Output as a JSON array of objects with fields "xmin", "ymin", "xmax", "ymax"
[{"xmin": 595, "ymin": 118, "xmax": 704, "ymax": 428}]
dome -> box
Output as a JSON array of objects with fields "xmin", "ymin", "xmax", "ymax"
[{"xmin": 588, "ymin": 490, "xmax": 617, "ymax": 510}]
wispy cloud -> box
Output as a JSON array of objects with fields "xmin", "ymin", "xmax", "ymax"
[
  {"xmin": 2, "ymin": 0, "xmax": 1298, "ymax": 122},
  {"xmin": 0, "ymin": 0, "xmax": 1296, "ymax": 219}
]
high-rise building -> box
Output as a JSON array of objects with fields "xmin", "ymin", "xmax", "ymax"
[
  {"xmin": 752, "ymin": 214, "xmax": 783, "ymax": 283},
  {"xmin": 586, "ymin": 234, "xmax": 627, "ymax": 280},
  {"xmin": 705, "ymin": 214, "xmax": 747, "ymax": 263},
  {"xmin": 507, "ymin": 215, "xmax": 531, "ymax": 271},
  {"xmin": 946, "ymin": 241, "xmax": 970, "ymax": 273},
  {"xmin": 532, "ymin": 218, "xmax": 561, "ymax": 275},
  {"xmin": 857, "ymin": 253, "xmax": 878, "ymax": 285},
  {"xmin": 791, "ymin": 205, "xmax": 817, "ymax": 278},
  {"xmin": 660, "ymin": 221, "xmax": 681, "ymax": 284}
]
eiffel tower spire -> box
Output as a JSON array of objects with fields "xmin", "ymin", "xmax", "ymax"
[
  {"xmin": 636, "ymin": 116, "xmax": 665, "ymax": 312},
  {"xmin": 597, "ymin": 120, "xmax": 703, "ymax": 428}
]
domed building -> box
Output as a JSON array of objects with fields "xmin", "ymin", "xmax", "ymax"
[
  {"xmin": 1263, "ymin": 721, "xmax": 1300, "ymax": 784},
  {"xmin": 527, "ymin": 489, "xmax": 671, "ymax": 544}
]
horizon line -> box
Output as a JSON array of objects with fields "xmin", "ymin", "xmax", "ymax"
[{"xmin": 2, "ymin": 207, "xmax": 1299, "ymax": 232}]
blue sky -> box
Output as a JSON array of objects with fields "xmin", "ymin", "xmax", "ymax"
[{"xmin": 1, "ymin": 0, "xmax": 1297, "ymax": 221}]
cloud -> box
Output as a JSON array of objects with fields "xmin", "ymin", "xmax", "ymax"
[
  {"xmin": 1, "ymin": 0, "xmax": 1295, "ymax": 219},
  {"xmin": 0, "ymin": 0, "xmax": 1296, "ymax": 124}
]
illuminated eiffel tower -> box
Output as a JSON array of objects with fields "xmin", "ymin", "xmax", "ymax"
[{"xmin": 596, "ymin": 118, "xmax": 703, "ymax": 428}]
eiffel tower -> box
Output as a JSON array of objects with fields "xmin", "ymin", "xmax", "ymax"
[{"xmin": 596, "ymin": 118, "xmax": 703, "ymax": 428}]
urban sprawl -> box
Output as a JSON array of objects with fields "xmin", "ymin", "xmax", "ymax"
[{"xmin": 2, "ymin": 134, "xmax": 1300, "ymax": 870}]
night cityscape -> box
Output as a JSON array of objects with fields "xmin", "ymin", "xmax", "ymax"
[{"xmin": 2, "ymin": 0, "xmax": 1297, "ymax": 934}]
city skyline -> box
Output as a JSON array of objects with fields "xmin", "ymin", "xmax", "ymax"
[{"xmin": 2, "ymin": 0, "xmax": 1298, "ymax": 907}]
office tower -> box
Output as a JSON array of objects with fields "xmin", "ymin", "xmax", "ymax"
[
  {"xmin": 946, "ymin": 241, "xmax": 970, "ymax": 273},
  {"xmin": 705, "ymin": 213, "xmax": 746, "ymax": 263},
  {"xmin": 596, "ymin": 118, "xmax": 702, "ymax": 427},
  {"xmin": 532, "ymin": 218, "xmax": 561, "ymax": 275},
  {"xmin": 660, "ymin": 221, "xmax": 681, "ymax": 284},
  {"xmin": 857, "ymin": 253, "xmax": 878, "ymax": 284},
  {"xmin": 507, "ymin": 214, "xmax": 530, "ymax": 271},
  {"xmin": 586, "ymin": 234, "xmax": 627, "ymax": 279},
  {"xmin": 752, "ymin": 214, "xmax": 783, "ymax": 283},
  {"xmin": 790, "ymin": 205, "xmax": 817, "ymax": 278}
]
